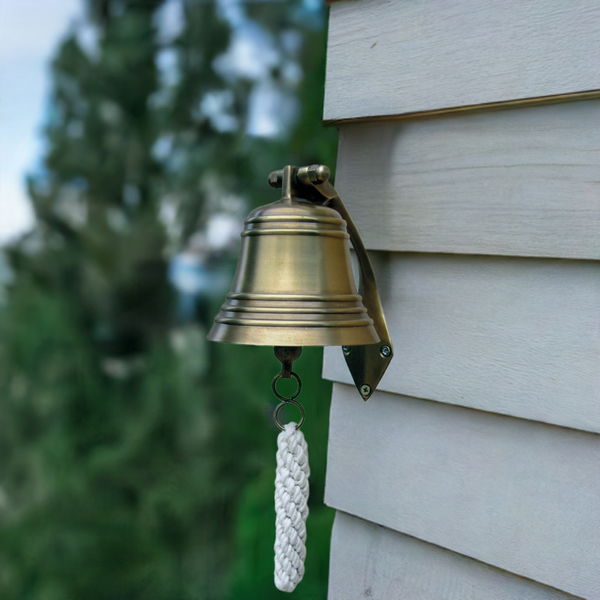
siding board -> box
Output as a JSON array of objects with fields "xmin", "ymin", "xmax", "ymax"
[
  {"xmin": 325, "ymin": 0, "xmax": 600, "ymax": 121},
  {"xmin": 329, "ymin": 512, "xmax": 580, "ymax": 600},
  {"xmin": 323, "ymin": 253, "xmax": 600, "ymax": 434},
  {"xmin": 334, "ymin": 101, "xmax": 600, "ymax": 260},
  {"xmin": 325, "ymin": 383, "xmax": 600, "ymax": 599}
]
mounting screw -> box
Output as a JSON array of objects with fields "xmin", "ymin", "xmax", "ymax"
[
  {"xmin": 342, "ymin": 346, "xmax": 351, "ymax": 355},
  {"xmin": 360, "ymin": 384, "xmax": 371, "ymax": 397},
  {"xmin": 380, "ymin": 345, "xmax": 392, "ymax": 358}
]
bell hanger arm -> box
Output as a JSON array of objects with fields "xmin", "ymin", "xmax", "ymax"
[{"xmin": 269, "ymin": 165, "xmax": 393, "ymax": 400}]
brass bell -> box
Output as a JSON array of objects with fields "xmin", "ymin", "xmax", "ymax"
[{"xmin": 207, "ymin": 164, "xmax": 392, "ymax": 400}]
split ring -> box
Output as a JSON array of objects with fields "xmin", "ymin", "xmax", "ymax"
[
  {"xmin": 273, "ymin": 399, "xmax": 306, "ymax": 430},
  {"xmin": 271, "ymin": 372, "xmax": 302, "ymax": 402}
]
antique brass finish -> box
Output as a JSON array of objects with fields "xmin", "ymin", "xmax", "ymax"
[
  {"xmin": 208, "ymin": 165, "xmax": 378, "ymax": 347},
  {"xmin": 274, "ymin": 346, "xmax": 303, "ymax": 379},
  {"xmin": 207, "ymin": 164, "xmax": 393, "ymax": 400},
  {"xmin": 293, "ymin": 165, "xmax": 393, "ymax": 399}
]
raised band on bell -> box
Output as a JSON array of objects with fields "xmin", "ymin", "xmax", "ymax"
[{"xmin": 207, "ymin": 165, "xmax": 379, "ymax": 348}]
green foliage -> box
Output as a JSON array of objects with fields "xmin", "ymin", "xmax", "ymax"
[{"xmin": 0, "ymin": 0, "xmax": 338, "ymax": 598}]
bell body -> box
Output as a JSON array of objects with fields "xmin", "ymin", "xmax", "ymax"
[{"xmin": 207, "ymin": 197, "xmax": 379, "ymax": 347}]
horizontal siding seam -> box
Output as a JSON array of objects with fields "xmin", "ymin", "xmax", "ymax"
[
  {"xmin": 324, "ymin": 89, "xmax": 600, "ymax": 125},
  {"xmin": 321, "ymin": 381, "xmax": 600, "ymax": 437}
]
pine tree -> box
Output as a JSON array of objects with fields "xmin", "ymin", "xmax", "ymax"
[{"xmin": 0, "ymin": 1, "xmax": 337, "ymax": 598}]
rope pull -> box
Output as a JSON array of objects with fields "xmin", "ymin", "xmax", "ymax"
[{"xmin": 274, "ymin": 422, "xmax": 310, "ymax": 592}]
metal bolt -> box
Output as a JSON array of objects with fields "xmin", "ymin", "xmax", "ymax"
[
  {"xmin": 380, "ymin": 345, "xmax": 392, "ymax": 358},
  {"xmin": 360, "ymin": 384, "xmax": 371, "ymax": 397},
  {"xmin": 308, "ymin": 164, "xmax": 330, "ymax": 183},
  {"xmin": 297, "ymin": 164, "xmax": 330, "ymax": 185},
  {"xmin": 342, "ymin": 346, "xmax": 351, "ymax": 355}
]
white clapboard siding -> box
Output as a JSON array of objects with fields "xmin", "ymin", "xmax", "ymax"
[
  {"xmin": 329, "ymin": 512, "xmax": 579, "ymax": 600},
  {"xmin": 323, "ymin": 253, "xmax": 600, "ymax": 434},
  {"xmin": 333, "ymin": 100, "xmax": 600, "ymax": 260},
  {"xmin": 324, "ymin": 0, "xmax": 600, "ymax": 121},
  {"xmin": 325, "ymin": 383, "xmax": 600, "ymax": 599}
]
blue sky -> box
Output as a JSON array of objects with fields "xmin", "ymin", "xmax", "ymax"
[
  {"xmin": 0, "ymin": 0, "xmax": 315, "ymax": 246},
  {"xmin": 0, "ymin": 0, "xmax": 81, "ymax": 244}
]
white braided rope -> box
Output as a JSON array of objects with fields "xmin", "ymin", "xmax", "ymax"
[{"xmin": 274, "ymin": 422, "xmax": 310, "ymax": 592}]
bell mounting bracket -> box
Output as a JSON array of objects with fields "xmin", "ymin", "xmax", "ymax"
[{"xmin": 268, "ymin": 165, "xmax": 393, "ymax": 400}]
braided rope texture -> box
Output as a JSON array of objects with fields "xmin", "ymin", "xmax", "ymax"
[{"xmin": 274, "ymin": 422, "xmax": 310, "ymax": 592}]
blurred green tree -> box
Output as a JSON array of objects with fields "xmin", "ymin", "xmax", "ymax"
[{"xmin": 0, "ymin": 0, "xmax": 337, "ymax": 599}]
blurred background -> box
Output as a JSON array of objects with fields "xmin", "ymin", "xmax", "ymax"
[{"xmin": 0, "ymin": 0, "xmax": 338, "ymax": 598}]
